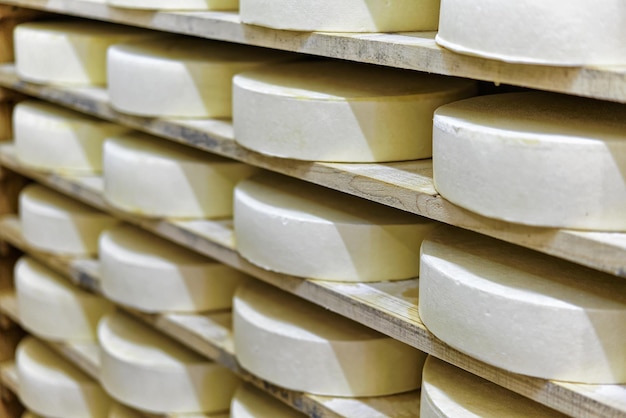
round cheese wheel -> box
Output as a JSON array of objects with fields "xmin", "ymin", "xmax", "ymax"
[
  {"xmin": 234, "ymin": 279, "xmax": 426, "ymax": 396},
  {"xmin": 21, "ymin": 413, "xmax": 42, "ymax": 418},
  {"xmin": 14, "ymin": 100, "xmax": 130, "ymax": 174},
  {"xmin": 240, "ymin": 0, "xmax": 440, "ymax": 32},
  {"xmin": 433, "ymin": 92, "xmax": 626, "ymax": 230},
  {"xmin": 103, "ymin": 132, "xmax": 258, "ymax": 218},
  {"xmin": 99, "ymin": 224, "xmax": 247, "ymax": 312},
  {"xmin": 98, "ymin": 311, "xmax": 240, "ymax": 413},
  {"xmin": 15, "ymin": 256, "xmax": 114, "ymax": 341},
  {"xmin": 108, "ymin": 403, "xmax": 142, "ymax": 418},
  {"xmin": 420, "ymin": 357, "xmax": 566, "ymax": 417},
  {"xmin": 437, "ymin": 0, "xmax": 626, "ymax": 65},
  {"xmin": 233, "ymin": 60, "xmax": 477, "ymax": 162},
  {"xmin": 16, "ymin": 337, "xmax": 112, "ymax": 418},
  {"xmin": 20, "ymin": 184, "xmax": 118, "ymax": 255},
  {"xmin": 231, "ymin": 384, "xmax": 304, "ymax": 418},
  {"xmin": 234, "ymin": 172, "xmax": 435, "ymax": 281},
  {"xmin": 14, "ymin": 20, "xmax": 160, "ymax": 85},
  {"xmin": 418, "ymin": 226, "xmax": 626, "ymax": 384},
  {"xmin": 108, "ymin": 36, "xmax": 294, "ymax": 118},
  {"xmin": 106, "ymin": 0, "xmax": 237, "ymax": 10}
]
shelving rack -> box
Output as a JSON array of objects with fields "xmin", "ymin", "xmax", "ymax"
[{"xmin": 0, "ymin": 2, "xmax": 623, "ymax": 418}]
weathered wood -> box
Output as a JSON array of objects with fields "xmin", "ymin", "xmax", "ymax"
[
  {"xmin": 0, "ymin": 0, "xmax": 623, "ymax": 103},
  {"xmin": 2, "ymin": 217, "xmax": 625, "ymax": 418},
  {"xmin": 0, "ymin": 362, "xmax": 23, "ymax": 418}
]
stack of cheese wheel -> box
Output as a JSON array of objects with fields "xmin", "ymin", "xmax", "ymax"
[
  {"xmin": 108, "ymin": 36, "xmax": 294, "ymax": 118},
  {"xmin": 99, "ymin": 224, "xmax": 247, "ymax": 312},
  {"xmin": 436, "ymin": 0, "xmax": 626, "ymax": 65},
  {"xmin": 15, "ymin": 256, "xmax": 114, "ymax": 341},
  {"xmin": 233, "ymin": 60, "xmax": 477, "ymax": 162},
  {"xmin": 98, "ymin": 311, "xmax": 240, "ymax": 413},
  {"xmin": 106, "ymin": 0, "xmax": 237, "ymax": 10},
  {"xmin": 432, "ymin": 92, "xmax": 626, "ymax": 230},
  {"xmin": 234, "ymin": 172, "xmax": 434, "ymax": 282},
  {"xmin": 231, "ymin": 384, "xmax": 304, "ymax": 418},
  {"xmin": 16, "ymin": 337, "xmax": 112, "ymax": 418},
  {"xmin": 20, "ymin": 184, "xmax": 118, "ymax": 255},
  {"xmin": 103, "ymin": 132, "xmax": 257, "ymax": 218},
  {"xmin": 14, "ymin": 20, "xmax": 161, "ymax": 85},
  {"xmin": 14, "ymin": 100, "xmax": 130, "ymax": 174},
  {"xmin": 240, "ymin": 0, "xmax": 440, "ymax": 32},
  {"xmin": 234, "ymin": 279, "xmax": 426, "ymax": 396},
  {"xmin": 419, "ymin": 226, "xmax": 626, "ymax": 383},
  {"xmin": 421, "ymin": 357, "xmax": 565, "ymax": 417}
]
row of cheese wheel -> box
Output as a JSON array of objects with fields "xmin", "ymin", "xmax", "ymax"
[
  {"xmin": 13, "ymin": 19, "xmax": 626, "ymax": 230},
  {"xmin": 16, "ymin": 178, "xmax": 626, "ymax": 386},
  {"xmin": 13, "ymin": 256, "xmax": 563, "ymax": 417},
  {"xmin": 49, "ymin": 0, "xmax": 626, "ymax": 67}
]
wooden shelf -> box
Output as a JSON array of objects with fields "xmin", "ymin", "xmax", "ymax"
[
  {"xmin": 2, "ymin": 214, "xmax": 625, "ymax": 418},
  {"xmin": 0, "ymin": 70, "xmax": 624, "ymax": 280},
  {"xmin": 1, "ymin": 0, "xmax": 626, "ymax": 103},
  {"xmin": 0, "ymin": 281, "xmax": 420, "ymax": 418}
]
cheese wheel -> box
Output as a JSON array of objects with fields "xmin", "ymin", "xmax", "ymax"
[
  {"xmin": 418, "ymin": 226, "xmax": 626, "ymax": 383},
  {"xmin": 234, "ymin": 279, "xmax": 426, "ymax": 396},
  {"xmin": 420, "ymin": 357, "xmax": 566, "ymax": 417},
  {"xmin": 15, "ymin": 256, "xmax": 114, "ymax": 341},
  {"xmin": 98, "ymin": 311, "xmax": 240, "ymax": 413},
  {"xmin": 14, "ymin": 100, "xmax": 130, "ymax": 174},
  {"xmin": 233, "ymin": 60, "xmax": 477, "ymax": 162},
  {"xmin": 14, "ymin": 20, "xmax": 160, "ymax": 85},
  {"xmin": 21, "ymin": 413, "xmax": 42, "ymax": 418},
  {"xmin": 16, "ymin": 337, "xmax": 112, "ymax": 418},
  {"xmin": 437, "ymin": 0, "xmax": 626, "ymax": 66},
  {"xmin": 99, "ymin": 224, "xmax": 246, "ymax": 312},
  {"xmin": 108, "ymin": 37, "xmax": 294, "ymax": 118},
  {"xmin": 106, "ymin": 0, "xmax": 237, "ymax": 10},
  {"xmin": 103, "ymin": 132, "xmax": 258, "ymax": 218},
  {"xmin": 108, "ymin": 403, "xmax": 142, "ymax": 418},
  {"xmin": 234, "ymin": 173, "xmax": 435, "ymax": 281},
  {"xmin": 433, "ymin": 92, "xmax": 626, "ymax": 230},
  {"xmin": 231, "ymin": 384, "xmax": 304, "ymax": 418},
  {"xmin": 20, "ymin": 184, "xmax": 118, "ymax": 255},
  {"xmin": 240, "ymin": 0, "xmax": 440, "ymax": 32}
]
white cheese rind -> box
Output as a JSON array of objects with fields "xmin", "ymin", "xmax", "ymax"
[
  {"xmin": 15, "ymin": 256, "xmax": 114, "ymax": 341},
  {"xmin": 433, "ymin": 92, "xmax": 626, "ymax": 230},
  {"xmin": 231, "ymin": 384, "xmax": 304, "ymax": 418},
  {"xmin": 99, "ymin": 224, "xmax": 246, "ymax": 312},
  {"xmin": 106, "ymin": 0, "xmax": 237, "ymax": 10},
  {"xmin": 234, "ymin": 173, "xmax": 434, "ymax": 281},
  {"xmin": 108, "ymin": 37, "xmax": 293, "ymax": 118},
  {"xmin": 418, "ymin": 226, "xmax": 626, "ymax": 384},
  {"xmin": 240, "ymin": 0, "xmax": 440, "ymax": 32},
  {"xmin": 437, "ymin": 0, "xmax": 626, "ymax": 65},
  {"xmin": 420, "ymin": 357, "xmax": 565, "ymax": 417},
  {"xmin": 14, "ymin": 100, "xmax": 130, "ymax": 174},
  {"xmin": 233, "ymin": 61, "xmax": 477, "ymax": 162},
  {"xmin": 14, "ymin": 20, "xmax": 160, "ymax": 85},
  {"xmin": 20, "ymin": 184, "xmax": 118, "ymax": 255},
  {"xmin": 17, "ymin": 337, "xmax": 112, "ymax": 418},
  {"xmin": 234, "ymin": 279, "xmax": 426, "ymax": 396},
  {"xmin": 98, "ymin": 311, "xmax": 240, "ymax": 413},
  {"xmin": 103, "ymin": 132, "xmax": 258, "ymax": 218}
]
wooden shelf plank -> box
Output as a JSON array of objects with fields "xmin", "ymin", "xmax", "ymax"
[
  {"xmin": 0, "ymin": 73, "xmax": 623, "ymax": 279},
  {"xmin": 1, "ymin": 217, "xmax": 625, "ymax": 418},
  {"xmin": 0, "ymin": 0, "xmax": 626, "ymax": 103}
]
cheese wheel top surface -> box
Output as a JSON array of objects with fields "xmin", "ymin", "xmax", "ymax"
[
  {"xmin": 435, "ymin": 92, "xmax": 626, "ymax": 142},
  {"xmin": 17, "ymin": 337, "xmax": 93, "ymax": 384},
  {"xmin": 16, "ymin": 19, "xmax": 154, "ymax": 38},
  {"xmin": 236, "ymin": 172, "xmax": 422, "ymax": 226},
  {"xmin": 421, "ymin": 357, "xmax": 566, "ymax": 417},
  {"xmin": 236, "ymin": 279, "xmax": 387, "ymax": 342},
  {"xmin": 236, "ymin": 60, "xmax": 476, "ymax": 100},
  {"xmin": 98, "ymin": 311, "xmax": 207, "ymax": 366},
  {"xmin": 231, "ymin": 384, "xmax": 304, "ymax": 418},
  {"xmin": 21, "ymin": 183, "xmax": 102, "ymax": 216}
]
